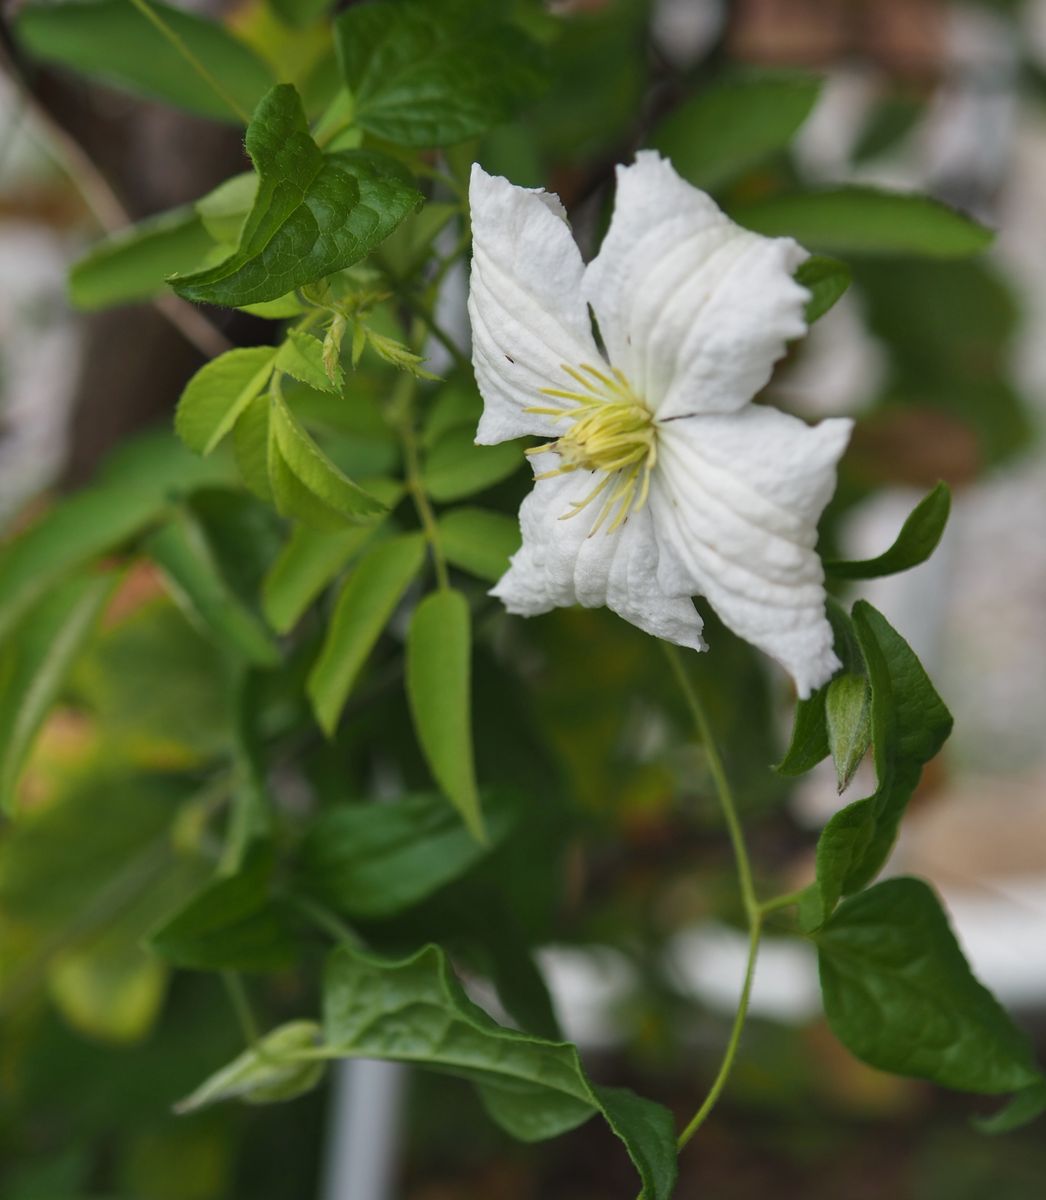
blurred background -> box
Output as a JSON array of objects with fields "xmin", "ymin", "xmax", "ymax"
[{"xmin": 1, "ymin": 0, "xmax": 1045, "ymax": 1197}]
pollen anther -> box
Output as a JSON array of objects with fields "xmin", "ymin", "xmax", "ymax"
[{"xmin": 524, "ymin": 363, "xmax": 656, "ymax": 534}]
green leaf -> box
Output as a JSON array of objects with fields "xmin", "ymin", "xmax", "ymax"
[
  {"xmin": 170, "ymin": 84, "xmax": 421, "ymax": 306},
  {"xmin": 322, "ymin": 943, "xmax": 678, "ymax": 1199},
  {"xmin": 423, "ymin": 428, "xmax": 522, "ymax": 502},
  {"xmin": 807, "ymin": 603, "xmax": 953, "ymax": 925},
  {"xmin": 774, "ymin": 688, "xmax": 829, "ymax": 776},
  {"xmin": 437, "ymin": 507, "xmax": 521, "ymax": 583},
  {"xmin": 16, "ymin": 0, "xmax": 273, "ymax": 123},
  {"xmin": 298, "ymin": 792, "xmax": 516, "ymax": 919},
  {"xmin": 0, "ymin": 572, "xmax": 114, "ymax": 813},
  {"xmin": 407, "ymin": 589, "xmax": 483, "ymax": 840},
  {"xmin": 334, "ymin": 0, "xmax": 546, "ymax": 147},
  {"xmin": 175, "ymin": 347, "xmax": 278, "ymax": 457},
  {"xmin": 775, "ymin": 600, "xmax": 857, "ymax": 777},
  {"xmin": 816, "ymin": 878, "xmax": 1040, "ymax": 1094},
  {"xmin": 195, "ymin": 172, "xmax": 258, "ymax": 244},
  {"xmin": 269, "ymin": 387, "xmax": 388, "ymax": 527},
  {"xmin": 234, "ymin": 393, "xmax": 274, "ymax": 502},
  {"xmin": 973, "ymin": 1080, "xmax": 1046, "ymax": 1134},
  {"xmin": 825, "ymin": 483, "xmax": 951, "ymax": 579},
  {"xmin": 69, "ymin": 207, "xmax": 215, "ymax": 310},
  {"xmin": 145, "ymin": 510, "xmax": 280, "ymax": 668},
  {"xmin": 261, "ymin": 481, "xmax": 402, "ymax": 633},
  {"xmin": 825, "ymin": 673, "xmax": 871, "ymax": 794},
  {"xmin": 796, "ymin": 255, "xmax": 851, "ymax": 323},
  {"xmin": 648, "ymin": 70, "xmax": 822, "ymax": 190},
  {"xmin": 307, "ymin": 533, "xmax": 426, "ymax": 734},
  {"xmin": 275, "ymin": 328, "xmax": 345, "ymax": 395},
  {"xmin": 174, "ymin": 1020, "xmax": 324, "ymax": 1113},
  {"xmin": 733, "ymin": 187, "xmax": 993, "ymax": 258},
  {"xmin": 149, "ymin": 846, "xmax": 295, "ymax": 972}
]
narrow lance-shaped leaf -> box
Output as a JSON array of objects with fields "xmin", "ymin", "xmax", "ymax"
[
  {"xmin": 145, "ymin": 510, "xmax": 280, "ymax": 668},
  {"xmin": 170, "ymin": 85, "xmax": 421, "ymax": 306},
  {"xmin": 261, "ymin": 479, "xmax": 402, "ymax": 634},
  {"xmin": 269, "ymin": 385, "xmax": 388, "ymax": 528},
  {"xmin": 825, "ymin": 483, "xmax": 951, "ymax": 579},
  {"xmin": 796, "ymin": 255, "xmax": 851, "ymax": 323},
  {"xmin": 649, "ymin": 70, "xmax": 823, "ymax": 190},
  {"xmin": 175, "ymin": 1021, "xmax": 325, "ymax": 1113},
  {"xmin": 334, "ymin": 0, "xmax": 547, "ymax": 147},
  {"xmin": 69, "ymin": 207, "xmax": 215, "ymax": 311},
  {"xmin": 0, "ymin": 572, "xmax": 115, "ymax": 813},
  {"xmin": 825, "ymin": 672, "xmax": 871, "ymax": 794},
  {"xmin": 816, "ymin": 878, "xmax": 1041, "ymax": 1094},
  {"xmin": 437, "ymin": 507, "xmax": 521, "ymax": 583},
  {"xmin": 307, "ymin": 533, "xmax": 426, "ymax": 735},
  {"xmin": 297, "ymin": 792, "xmax": 517, "ymax": 919},
  {"xmin": 15, "ymin": 0, "xmax": 274, "ymax": 122},
  {"xmin": 175, "ymin": 347, "xmax": 277, "ymax": 456},
  {"xmin": 149, "ymin": 845, "xmax": 295, "ymax": 972},
  {"xmin": 322, "ymin": 943, "xmax": 678, "ymax": 1200},
  {"xmin": 733, "ymin": 186, "xmax": 993, "ymax": 259},
  {"xmin": 407, "ymin": 589, "xmax": 484, "ymax": 841}
]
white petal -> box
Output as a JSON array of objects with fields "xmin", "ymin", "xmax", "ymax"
[
  {"xmin": 468, "ymin": 164, "xmax": 602, "ymax": 445},
  {"xmin": 492, "ymin": 453, "xmax": 706, "ymax": 650},
  {"xmin": 583, "ymin": 151, "xmax": 809, "ymax": 420},
  {"xmin": 649, "ymin": 407, "xmax": 853, "ymax": 697}
]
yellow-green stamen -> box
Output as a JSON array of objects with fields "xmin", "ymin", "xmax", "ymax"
[{"xmin": 524, "ymin": 363, "xmax": 656, "ymax": 534}]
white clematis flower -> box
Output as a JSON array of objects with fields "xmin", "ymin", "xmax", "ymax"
[{"xmin": 467, "ymin": 152, "xmax": 852, "ymax": 698}]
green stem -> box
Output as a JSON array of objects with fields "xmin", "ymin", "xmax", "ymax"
[
  {"xmin": 290, "ymin": 894, "xmax": 363, "ymax": 949},
  {"xmin": 401, "ymin": 412, "xmax": 450, "ymax": 590},
  {"xmin": 661, "ymin": 643, "xmax": 758, "ymax": 920},
  {"xmin": 221, "ymin": 971, "xmax": 262, "ymax": 1049},
  {"xmin": 127, "ymin": 0, "xmax": 251, "ymax": 124},
  {"xmin": 646, "ymin": 642, "xmax": 766, "ymax": 1194},
  {"xmin": 760, "ymin": 887, "xmax": 807, "ymax": 916},
  {"xmin": 676, "ymin": 914, "xmax": 763, "ymax": 1151}
]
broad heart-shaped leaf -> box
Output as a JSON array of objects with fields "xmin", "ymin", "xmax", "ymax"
[
  {"xmin": 297, "ymin": 792, "xmax": 516, "ymax": 919},
  {"xmin": 269, "ymin": 387, "xmax": 388, "ymax": 528},
  {"xmin": 733, "ymin": 186, "xmax": 993, "ymax": 259},
  {"xmin": 804, "ymin": 602, "xmax": 953, "ymax": 929},
  {"xmin": 437, "ymin": 507, "xmax": 521, "ymax": 583},
  {"xmin": 0, "ymin": 571, "xmax": 115, "ymax": 814},
  {"xmin": 322, "ymin": 943, "xmax": 678, "ymax": 1200},
  {"xmin": 307, "ymin": 533, "xmax": 426, "ymax": 735},
  {"xmin": 973, "ymin": 1080, "xmax": 1046, "ymax": 1134},
  {"xmin": 16, "ymin": 0, "xmax": 273, "ymax": 123},
  {"xmin": 149, "ymin": 845, "xmax": 296, "ymax": 972},
  {"xmin": 795, "ymin": 255, "xmax": 851, "ymax": 323},
  {"xmin": 261, "ymin": 479, "xmax": 402, "ymax": 633},
  {"xmin": 423, "ymin": 429, "xmax": 523, "ymax": 502},
  {"xmin": 144, "ymin": 510, "xmax": 280, "ymax": 668},
  {"xmin": 816, "ymin": 878, "xmax": 1040, "ymax": 1094},
  {"xmin": 334, "ymin": 0, "xmax": 547, "ymax": 147},
  {"xmin": 407, "ymin": 589, "xmax": 484, "ymax": 841},
  {"xmin": 175, "ymin": 1021, "xmax": 325, "ymax": 1113},
  {"xmin": 648, "ymin": 69, "xmax": 822, "ymax": 190},
  {"xmin": 175, "ymin": 347, "xmax": 277, "ymax": 456},
  {"xmin": 69, "ymin": 207, "xmax": 215, "ymax": 310},
  {"xmin": 170, "ymin": 85, "xmax": 421, "ymax": 307},
  {"xmin": 825, "ymin": 483, "xmax": 951, "ymax": 579}
]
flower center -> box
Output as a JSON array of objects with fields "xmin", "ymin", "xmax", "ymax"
[{"xmin": 525, "ymin": 363, "xmax": 657, "ymax": 535}]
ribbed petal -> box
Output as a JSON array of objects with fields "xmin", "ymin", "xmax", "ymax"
[
  {"xmin": 649, "ymin": 407, "xmax": 853, "ymax": 697},
  {"xmin": 492, "ymin": 452, "xmax": 706, "ymax": 649},
  {"xmin": 468, "ymin": 165, "xmax": 602, "ymax": 445},
  {"xmin": 583, "ymin": 152, "xmax": 809, "ymax": 420}
]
